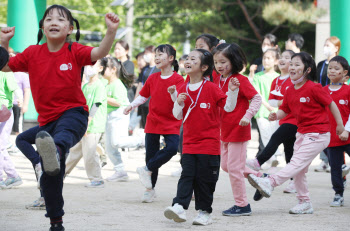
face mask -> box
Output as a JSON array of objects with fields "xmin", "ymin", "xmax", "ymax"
[
  {"xmin": 323, "ymin": 46, "xmax": 334, "ymax": 58},
  {"xmin": 262, "ymin": 46, "xmax": 269, "ymax": 53},
  {"xmin": 143, "ymin": 53, "xmax": 152, "ymax": 63},
  {"xmin": 84, "ymin": 65, "xmax": 97, "ymax": 81},
  {"xmin": 291, "ymin": 70, "xmax": 307, "ymax": 85}
]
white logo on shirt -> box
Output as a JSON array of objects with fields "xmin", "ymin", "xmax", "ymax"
[
  {"xmin": 339, "ymin": 99, "xmax": 348, "ymax": 105},
  {"xmin": 300, "ymin": 97, "xmax": 310, "ymax": 103},
  {"xmin": 200, "ymin": 103, "xmax": 211, "ymax": 109},
  {"xmin": 60, "ymin": 63, "xmax": 72, "ymax": 71},
  {"xmin": 88, "ymin": 94, "xmax": 92, "ymax": 99}
]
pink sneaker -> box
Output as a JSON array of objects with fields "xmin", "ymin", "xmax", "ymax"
[{"xmin": 246, "ymin": 159, "xmax": 261, "ymax": 171}]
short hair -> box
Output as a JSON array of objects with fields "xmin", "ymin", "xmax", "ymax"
[
  {"xmin": 180, "ymin": 55, "xmax": 188, "ymax": 61},
  {"xmin": 329, "ymin": 56, "xmax": 349, "ymax": 71},
  {"xmin": 212, "ymin": 43, "xmax": 247, "ymax": 74},
  {"xmin": 288, "ymin": 33, "xmax": 304, "ymax": 49},
  {"xmin": 264, "ymin": 34, "xmax": 278, "ymax": 46}
]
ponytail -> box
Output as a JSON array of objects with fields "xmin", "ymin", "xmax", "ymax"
[
  {"xmin": 173, "ymin": 59, "xmax": 179, "ymax": 72},
  {"xmin": 37, "ymin": 19, "xmax": 44, "ymax": 45}
]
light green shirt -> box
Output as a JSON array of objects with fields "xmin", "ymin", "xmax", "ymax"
[
  {"xmin": 106, "ymin": 79, "xmax": 129, "ymax": 114},
  {"xmin": 252, "ymin": 71, "xmax": 280, "ymax": 119},
  {"xmin": 82, "ymin": 79, "xmax": 107, "ymax": 133},
  {"xmin": 0, "ymin": 72, "xmax": 18, "ymax": 109}
]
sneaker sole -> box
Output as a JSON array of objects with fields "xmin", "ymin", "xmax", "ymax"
[
  {"xmin": 6, "ymin": 180, "xmax": 23, "ymax": 189},
  {"xmin": 222, "ymin": 212, "xmax": 251, "ymax": 217},
  {"xmin": 192, "ymin": 220, "xmax": 212, "ymax": 225},
  {"xmin": 106, "ymin": 176, "xmax": 129, "ymax": 182},
  {"xmin": 85, "ymin": 185, "xmax": 105, "ymax": 188},
  {"xmin": 25, "ymin": 205, "xmax": 46, "ymax": 210},
  {"xmin": 35, "ymin": 131, "xmax": 60, "ymax": 176},
  {"xmin": 289, "ymin": 208, "xmax": 313, "ymax": 214},
  {"xmin": 164, "ymin": 208, "xmax": 186, "ymax": 222},
  {"xmin": 247, "ymin": 175, "xmax": 271, "ymax": 198}
]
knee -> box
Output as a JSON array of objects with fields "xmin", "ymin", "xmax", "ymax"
[{"xmin": 165, "ymin": 143, "xmax": 178, "ymax": 155}]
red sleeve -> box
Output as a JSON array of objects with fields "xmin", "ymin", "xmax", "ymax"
[
  {"xmin": 139, "ymin": 73, "xmax": 154, "ymax": 98},
  {"xmin": 73, "ymin": 43, "xmax": 95, "ymax": 67},
  {"xmin": 279, "ymin": 88, "xmax": 291, "ymax": 114},
  {"xmin": 268, "ymin": 78, "xmax": 277, "ymax": 100},
  {"xmin": 8, "ymin": 46, "xmax": 33, "ymax": 72},
  {"xmin": 312, "ymin": 83, "xmax": 333, "ymax": 106},
  {"xmin": 239, "ymin": 75, "xmax": 258, "ymax": 100}
]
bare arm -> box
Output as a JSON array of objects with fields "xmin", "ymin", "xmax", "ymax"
[
  {"xmin": 107, "ymin": 97, "xmax": 121, "ymax": 107},
  {"xmin": 268, "ymin": 109, "xmax": 288, "ymax": 121},
  {"xmin": 22, "ymin": 88, "xmax": 30, "ymax": 113},
  {"xmin": 90, "ymin": 13, "xmax": 120, "ymax": 62},
  {"xmin": 329, "ymin": 101, "xmax": 344, "ymax": 135},
  {"xmin": 134, "ymin": 82, "xmax": 142, "ymax": 100}
]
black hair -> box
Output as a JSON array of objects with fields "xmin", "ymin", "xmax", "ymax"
[
  {"xmin": 212, "ymin": 43, "xmax": 247, "ymax": 74},
  {"xmin": 155, "ymin": 44, "xmax": 179, "ymax": 72},
  {"xmin": 0, "ymin": 47, "xmax": 9, "ymax": 71},
  {"xmin": 194, "ymin": 49, "xmax": 214, "ymax": 81},
  {"xmin": 288, "ymin": 33, "xmax": 304, "ymax": 49},
  {"xmin": 144, "ymin": 45, "xmax": 155, "ymax": 53},
  {"xmin": 291, "ymin": 52, "xmax": 316, "ymax": 81},
  {"xmin": 329, "ymin": 56, "xmax": 350, "ymax": 72},
  {"xmin": 135, "ymin": 52, "xmax": 144, "ymax": 60},
  {"xmin": 196, "ymin": 34, "xmax": 220, "ymax": 51},
  {"xmin": 264, "ymin": 48, "xmax": 281, "ymax": 60},
  {"xmin": 115, "ymin": 40, "xmax": 130, "ymax": 60},
  {"xmin": 263, "ymin": 34, "xmax": 278, "ymax": 46},
  {"xmin": 37, "ymin": 5, "xmax": 80, "ymax": 51},
  {"xmin": 283, "ymin": 49, "xmax": 295, "ymax": 57},
  {"xmin": 99, "ymin": 57, "xmax": 135, "ymax": 88},
  {"xmin": 180, "ymin": 55, "xmax": 188, "ymax": 62}
]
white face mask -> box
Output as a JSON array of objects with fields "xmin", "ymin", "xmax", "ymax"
[
  {"xmin": 143, "ymin": 53, "xmax": 152, "ymax": 63},
  {"xmin": 84, "ymin": 65, "xmax": 97, "ymax": 82},
  {"xmin": 323, "ymin": 46, "xmax": 334, "ymax": 58},
  {"xmin": 291, "ymin": 70, "xmax": 307, "ymax": 85},
  {"xmin": 262, "ymin": 46, "xmax": 269, "ymax": 53}
]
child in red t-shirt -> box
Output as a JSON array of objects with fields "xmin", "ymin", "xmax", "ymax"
[
  {"xmin": 163, "ymin": 49, "xmax": 239, "ymax": 226},
  {"xmin": 248, "ymin": 52, "xmax": 344, "ymax": 214},
  {"xmin": 0, "ymin": 5, "xmax": 120, "ymax": 230},
  {"xmin": 124, "ymin": 44, "xmax": 184, "ymax": 202},
  {"xmin": 211, "ymin": 43, "xmax": 263, "ymax": 216},
  {"xmin": 323, "ymin": 56, "xmax": 350, "ymax": 207},
  {"xmin": 246, "ymin": 50, "xmax": 299, "ymax": 195}
]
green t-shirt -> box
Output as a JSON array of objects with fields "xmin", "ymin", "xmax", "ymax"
[
  {"xmin": 82, "ymin": 79, "xmax": 107, "ymax": 133},
  {"xmin": 252, "ymin": 71, "xmax": 280, "ymax": 119},
  {"xmin": 106, "ymin": 79, "xmax": 129, "ymax": 114},
  {"xmin": 0, "ymin": 71, "xmax": 18, "ymax": 109}
]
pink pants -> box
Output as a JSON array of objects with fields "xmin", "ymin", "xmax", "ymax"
[
  {"xmin": 221, "ymin": 141, "xmax": 262, "ymax": 207},
  {"xmin": 269, "ymin": 132, "xmax": 330, "ymax": 202},
  {"xmin": 0, "ymin": 110, "xmax": 18, "ymax": 181}
]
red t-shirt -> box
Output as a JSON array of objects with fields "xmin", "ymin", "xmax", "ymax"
[
  {"xmin": 178, "ymin": 81, "xmax": 227, "ymax": 155},
  {"xmin": 139, "ymin": 72, "xmax": 184, "ymax": 134},
  {"xmin": 8, "ymin": 42, "xmax": 93, "ymax": 126},
  {"xmin": 214, "ymin": 73, "xmax": 258, "ymax": 142},
  {"xmin": 279, "ymin": 80, "xmax": 332, "ymax": 134},
  {"xmin": 185, "ymin": 70, "xmax": 219, "ymax": 82},
  {"xmin": 268, "ymin": 76, "xmax": 297, "ymax": 126},
  {"xmin": 323, "ymin": 85, "xmax": 350, "ymax": 147}
]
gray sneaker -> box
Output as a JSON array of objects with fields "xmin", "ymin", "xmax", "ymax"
[
  {"xmin": 25, "ymin": 197, "xmax": 46, "ymax": 210},
  {"xmin": 142, "ymin": 189, "xmax": 156, "ymax": 203},
  {"xmin": 330, "ymin": 194, "xmax": 344, "ymax": 207},
  {"xmin": 106, "ymin": 171, "xmax": 129, "ymax": 182},
  {"xmin": 35, "ymin": 131, "xmax": 60, "ymax": 176},
  {"xmin": 4, "ymin": 176, "xmax": 23, "ymax": 188}
]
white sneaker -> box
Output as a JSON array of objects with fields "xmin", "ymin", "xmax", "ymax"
[
  {"xmin": 315, "ymin": 161, "xmax": 329, "ymax": 172},
  {"xmin": 247, "ymin": 174, "xmax": 273, "ymax": 198},
  {"xmin": 283, "ymin": 180, "xmax": 297, "ymax": 193},
  {"xmin": 289, "ymin": 201, "xmax": 313, "ymax": 214},
  {"xmin": 342, "ymin": 164, "xmax": 350, "ymax": 177},
  {"xmin": 0, "ymin": 181, "xmax": 6, "ymax": 189},
  {"xmin": 246, "ymin": 159, "xmax": 261, "ymax": 171},
  {"xmin": 136, "ymin": 166, "xmax": 152, "ymax": 189},
  {"xmin": 330, "ymin": 194, "xmax": 344, "ymax": 207},
  {"xmin": 142, "ymin": 189, "xmax": 156, "ymax": 203},
  {"xmin": 164, "ymin": 203, "xmax": 187, "ymax": 222},
  {"xmin": 25, "ymin": 197, "xmax": 46, "ymax": 210},
  {"xmin": 171, "ymin": 167, "xmax": 182, "ymax": 177},
  {"xmin": 192, "ymin": 210, "xmax": 212, "ymax": 226},
  {"xmin": 35, "ymin": 163, "xmax": 42, "ymax": 189},
  {"xmin": 106, "ymin": 171, "xmax": 129, "ymax": 182}
]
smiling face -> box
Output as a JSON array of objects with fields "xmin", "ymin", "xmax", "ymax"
[
  {"xmin": 213, "ymin": 52, "xmax": 232, "ymax": 77},
  {"xmin": 184, "ymin": 51, "xmax": 206, "ymax": 75},
  {"xmin": 278, "ymin": 51, "xmax": 292, "ymax": 73},
  {"xmin": 327, "ymin": 61, "xmax": 347, "ymax": 84},
  {"xmin": 154, "ymin": 50, "xmax": 173, "ymax": 70},
  {"xmin": 42, "ymin": 8, "xmax": 73, "ymax": 42},
  {"xmin": 289, "ymin": 56, "xmax": 306, "ymax": 81},
  {"xmin": 195, "ymin": 38, "xmax": 210, "ymax": 51}
]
